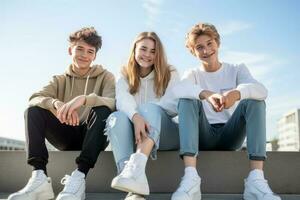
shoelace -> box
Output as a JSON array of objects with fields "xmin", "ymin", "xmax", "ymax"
[
  {"xmin": 177, "ymin": 176, "xmax": 199, "ymax": 192},
  {"xmin": 61, "ymin": 175, "xmax": 82, "ymax": 193}
]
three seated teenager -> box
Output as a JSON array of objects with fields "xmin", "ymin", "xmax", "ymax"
[{"xmin": 8, "ymin": 23, "xmax": 281, "ymax": 200}]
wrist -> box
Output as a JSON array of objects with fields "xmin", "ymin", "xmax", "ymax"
[
  {"xmin": 233, "ymin": 90, "xmax": 241, "ymax": 101},
  {"xmin": 200, "ymin": 90, "xmax": 212, "ymax": 100},
  {"xmin": 53, "ymin": 100, "xmax": 58, "ymax": 109},
  {"xmin": 132, "ymin": 113, "xmax": 138, "ymax": 122}
]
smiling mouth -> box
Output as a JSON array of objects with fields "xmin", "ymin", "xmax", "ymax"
[
  {"xmin": 203, "ymin": 52, "xmax": 214, "ymax": 59},
  {"xmin": 78, "ymin": 59, "xmax": 88, "ymax": 62},
  {"xmin": 141, "ymin": 58, "xmax": 152, "ymax": 63}
]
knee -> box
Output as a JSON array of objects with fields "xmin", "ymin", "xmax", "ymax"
[
  {"xmin": 24, "ymin": 106, "xmax": 44, "ymax": 118},
  {"xmin": 138, "ymin": 103, "xmax": 162, "ymax": 118},
  {"xmin": 91, "ymin": 106, "xmax": 112, "ymax": 118},
  {"xmin": 178, "ymin": 98, "xmax": 201, "ymax": 111},
  {"xmin": 105, "ymin": 111, "xmax": 131, "ymax": 138},
  {"xmin": 241, "ymin": 99, "xmax": 265, "ymax": 110},
  {"xmin": 87, "ymin": 106, "xmax": 112, "ymax": 126}
]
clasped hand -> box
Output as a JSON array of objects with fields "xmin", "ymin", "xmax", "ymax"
[
  {"xmin": 54, "ymin": 95, "xmax": 86, "ymax": 126},
  {"xmin": 203, "ymin": 90, "xmax": 240, "ymax": 112}
]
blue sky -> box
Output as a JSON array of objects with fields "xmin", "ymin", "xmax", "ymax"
[{"xmin": 1, "ymin": 0, "xmax": 300, "ymax": 141}]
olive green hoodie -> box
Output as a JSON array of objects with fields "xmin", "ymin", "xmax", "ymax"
[{"xmin": 29, "ymin": 64, "xmax": 115, "ymax": 122}]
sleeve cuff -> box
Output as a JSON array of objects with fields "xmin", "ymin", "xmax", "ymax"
[
  {"xmin": 128, "ymin": 110, "xmax": 138, "ymax": 121},
  {"xmin": 236, "ymin": 86, "xmax": 249, "ymax": 100},
  {"xmin": 45, "ymin": 99, "xmax": 56, "ymax": 110},
  {"xmin": 192, "ymin": 86, "xmax": 203, "ymax": 99},
  {"xmin": 85, "ymin": 94, "xmax": 95, "ymax": 106}
]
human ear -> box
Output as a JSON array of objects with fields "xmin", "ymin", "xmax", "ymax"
[{"xmin": 68, "ymin": 47, "xmax": 72, "ymax": 55}]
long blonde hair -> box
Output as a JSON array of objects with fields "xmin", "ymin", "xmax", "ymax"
[{"xmin": 122, "ymin": 32, "xmax": 172, "ymax": 97}]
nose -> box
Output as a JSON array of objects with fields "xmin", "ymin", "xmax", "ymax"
[
  {"xmin": 80, "ymin": 50, "xmax": 88, "ymax": 58},
  {"xmin": 143, "ymin": 50, "xmax": 151, "ymax": 58}
]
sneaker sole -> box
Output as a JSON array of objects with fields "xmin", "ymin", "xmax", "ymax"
[
  {"xmin": 172, "ymin": 192, "xmax": 201, "ymax": 200},
  {"xmin": 111, "ymin": 178, "xmax": 149, "ymax": 195},
  {"xmin": 38, "ymin": 191, "xmax": 55, "ymax": 200}
]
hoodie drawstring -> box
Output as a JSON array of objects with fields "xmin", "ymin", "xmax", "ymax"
[
  {"xmin": 70, "ymin": 76, "xmax": 75, "ymax": 96},
  {"xmin": 84, "ymin": 74, "xmax": 90, "ymax": 95},
  {"xmin": 69, "ymin": 72, "xmax": 91, "ymax": 97},
  {"xmin": 145, "ymin": 79, "xmax": 148, "ymax": 103}
]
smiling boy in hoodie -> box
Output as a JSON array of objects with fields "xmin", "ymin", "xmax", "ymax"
[{"xmin": 8, "ymin": 27, "xmax": 115, "ymax": 200}]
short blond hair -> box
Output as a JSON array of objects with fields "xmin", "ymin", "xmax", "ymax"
[{"xmin": 185, "ymin": 23, "xmax": 220, "ymax": 55}]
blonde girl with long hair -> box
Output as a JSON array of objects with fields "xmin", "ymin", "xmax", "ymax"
[{"xmin": 106, "ymin": 32, "xmax": 179, "ymax": 199}]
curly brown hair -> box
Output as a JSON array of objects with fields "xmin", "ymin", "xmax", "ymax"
[
  {"xmin": 185, "ymin": 23, "xmax": 220, "ymax": 56},
  {"xmin": 69, "ymin": 27, "xmax": 102, "ymax": 52}
]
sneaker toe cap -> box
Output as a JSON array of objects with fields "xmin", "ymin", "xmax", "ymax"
[
  {"xmin": 56, "ymin": 193, "xmax": 81, "ymax": 200},
  {"xmin": 264, "ymin": 193, "xmax": 282, "ymax": 200},
  {"xmin": 171, "ymin": 191, "xmax": 191, "ymax": 200},
  {"xmin": 7, "ymin": 193, "xmax": 30, "ymax": 200},
  {"xmin": 125, "ymin": 194, "xmax": 146, "ymax": 200}
]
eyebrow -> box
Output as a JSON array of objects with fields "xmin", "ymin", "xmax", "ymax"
[
  {"xmin": 141, "ymin": 45, "xmax": 155, "ymax": 51},
  {"xmin": 77, "ymin": 45, "xmax": 95, "ymax": 52},
  {"xmin": 196, "ymin": 39, "xmax": 212, "ymax": 48}
]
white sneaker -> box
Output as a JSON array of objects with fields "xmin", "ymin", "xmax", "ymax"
[
  {"xmin": 171, "ymin": 175, "xmax": 201, "ymax": 200},
  {"xmin": 243, "ymin": 178, "xmax": 281, "ymax": 200},
  {"xmin": 125, "ymin": 192, "xmax": 146, "ymax": 200},
  {"xmin": 56, "ymin": 170, "xmax": 86, "ymax": 200},
  {"xmin": 111, "ymin": 153, "xmax": 149, "ymax": 195},
  {"xmin": 8, "ymin": 170, "xmax": 54, "ymax": 200}
]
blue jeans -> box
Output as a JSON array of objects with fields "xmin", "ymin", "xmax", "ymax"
[
  {"xmin": 106, "ymin": 103, "xmax": 180, "ymax": 173},
  {"xmin": 178, "ymin": 99, "xmax": 266, "ymax": 160}
]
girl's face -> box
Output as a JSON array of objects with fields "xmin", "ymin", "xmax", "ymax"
[
  {"xmin": 193, "ymin": 34, "xmax": 219, "ymax": 65},
  {"xmin": 134, "ymin": 38, "xmax": 155, "ymax": 69}
]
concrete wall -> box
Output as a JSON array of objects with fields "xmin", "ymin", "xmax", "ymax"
[{"xmin": 0, "ymin": 151, "xmax": 299, "ymax": 194}]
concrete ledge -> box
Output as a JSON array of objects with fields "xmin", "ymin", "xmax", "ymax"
[
  {"xmin": 1, "ymin": 193, "xmax": 300, "ymax": 200},
  {"xmin": 0, "ymin": 151, "xmax": 299, "ymax": 194}
]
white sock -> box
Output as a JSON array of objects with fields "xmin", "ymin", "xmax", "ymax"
[
  {"xmin": 184, "ymin": 166, "xmax": 200, "ymax": 178},
  {"xmin": 32, "ymin": 170, "xmax": 47, "ymax": 178},
  {"xmin": 72, "ymin": 169, "xmax": 85, "ymax": 179},
  {"xmin": 248, "ymin": 169, "xmax": 264, "ymax": 181}
]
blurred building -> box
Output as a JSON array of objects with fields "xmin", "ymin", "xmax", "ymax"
[
  {"xmin": 0, "ymin": 137, "xmax": 25, "ymax": 150},
  {"xmin": 0, "ymin": 136, "xmax": 58, "ymax": 151},
  {"xmin": 277, "ymin": 109, "xmax": 300, "ymax": 151}
]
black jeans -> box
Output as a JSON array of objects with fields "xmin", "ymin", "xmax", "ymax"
[{"xmin": 25, "ymin": 106, "xmax": 111, "ymax": 174}]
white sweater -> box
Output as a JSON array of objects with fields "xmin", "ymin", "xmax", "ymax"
[
  {"xmin": 172, "ymin": 62, "xmax": 268, "ymax": 124},
  {"xmin": 116, "ymin": 68, "xmax": 180, "ymax": 120}
]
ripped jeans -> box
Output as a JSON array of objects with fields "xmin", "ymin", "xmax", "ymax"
[{"xmin": 106, "ymin": 103, "xmax": 179, "ymax": 173}]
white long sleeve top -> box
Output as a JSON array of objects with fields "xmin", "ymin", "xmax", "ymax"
[
  {"xmin": 172, "ymin": 62, "xmax": 268, "ymax": 124},
  {"xmin": 116, "ymin": 68, "xmax": 180, "ymax": 121}
]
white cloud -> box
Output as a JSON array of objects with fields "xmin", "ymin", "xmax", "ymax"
[
  {"xmin": 221, "ymin": 50, "xmax": 283, "ymax": 80},
  {"xmin": 218, "ymin": 21, "xmax": 252, "ymax": 35},
  {"xmin": 142, "ymin": 0, "xmax": 163, "ymax": 28}
]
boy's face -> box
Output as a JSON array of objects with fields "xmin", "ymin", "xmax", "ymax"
[
  {"xmin": 193, "ymin": 34, "xmax": 219, "ymax": 65},
  {"xmin": 69, "ymin": 40, "xmax": 96, "ymax": 70}
]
